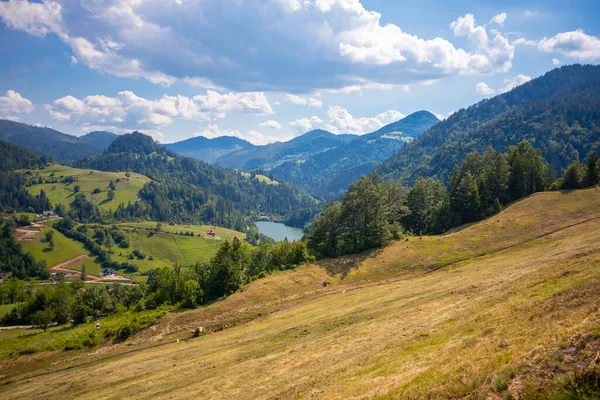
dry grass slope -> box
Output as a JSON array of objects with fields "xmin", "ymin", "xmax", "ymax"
[{"xmin": 2, "ymin": 188, "xmax": 600, "ymax": 399}]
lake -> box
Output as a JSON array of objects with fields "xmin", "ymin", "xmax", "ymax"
[{"xmin": 255, "ymin": 221, "xmax": 305, "ymax": 242}]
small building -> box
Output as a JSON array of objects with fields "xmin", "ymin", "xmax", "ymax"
[
  {"xmin": 100, "ymin": 268, "xmax": 115, "ymax": 277},
  {"xmin": 168, "ymin": 220, "xmax": 177, "ymax": 226},
  {"xmin": 207, "ymin": 228, "xmax": 216, "ymax": 237},
  {"xmin": 42, "ymin": 210, "xmax": 55, "ymax": 217},
  {"xmin": 0, "ymin": 270, "xmax": 7, "ymax": 282}
]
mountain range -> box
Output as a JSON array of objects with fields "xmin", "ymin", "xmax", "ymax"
[
  {"xmin": 164, "ymin": 136, "xmax": 255, "ymax": 164},
  {"xmin": 0, "ymin": 120, "xmax": 117, "ymax": 161}
]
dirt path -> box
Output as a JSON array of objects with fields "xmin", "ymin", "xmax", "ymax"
[
  {"xmin": 14, "ymin": 222, "xmax": 43, "ymax": 243},
  {"xmin": 49, "ymin": 255, "xmax": 134, "ymax": 283}
]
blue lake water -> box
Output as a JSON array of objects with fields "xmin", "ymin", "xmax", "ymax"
[{"xmin": 255, "ymin": 221, "xmax": 305, "ymax": 242}]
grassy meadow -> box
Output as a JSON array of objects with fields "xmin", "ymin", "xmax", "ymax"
[
  {"xmin": 25, "ymin": 164, "xmax": 150, "ymax": 211},
  {"xmin": 2, "ymin": 188, "xmax": 600, "ymax": 399},
  {"xmin": 20, "ymin": 227, "xmax": 88, "ymax": 269}
]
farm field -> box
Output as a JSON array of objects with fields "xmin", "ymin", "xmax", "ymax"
[
  {"xmin": 20, "ymin": 227, "xmax": 88, "ymax": 269},
  {"xmin": 2, "ymin": 188, "xmax": 600, "ymax": 399},
  {"xmin": 24, "ymin": 165, "xmax": 150, "ymax": 211},
  {"xmin": 108, "ymin": 224, "xmax": 244, "ymax": 272},
  {"xmin": 117, "ymin": 221, "xmax": 245, "ymax": 240}
]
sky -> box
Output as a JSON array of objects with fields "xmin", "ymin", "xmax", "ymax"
[{"xmin": 0, "ymin": 0, "xmax": 599, "ymax": 145}]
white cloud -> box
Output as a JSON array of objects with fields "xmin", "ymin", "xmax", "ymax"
[
  {"xmin": 490, "ymin": 13, "xmax": 507, "ymax": 26},
  {"xmin": 452, "ymin": 14, "xmax": 489, "ymax": 48},
  {"xmin": 0, "ymin": 90, "xmax": 34, "ymax": 115},
  {"xmin": 476, "ymin": 82, "xmax": 495, "ymax": 96},
  {"xmin": 70, "ymin": 55, "xmax": 77, "ymax": 64},
  {"xmin": 513, "ymin": 38, "xmax": 539, "ymax": 46},
  {"xmin": 0, "ymin": 1, "xmax": 516, "ymax": 91},
  {"xmin": 45, "ymin": 90, "xmax": 274, "ymax": 129},
  {"xmin": 0, "ymin": 0, "xmax": 62, "ymax": 37},
  {"xmin": 289, "ymin": 107, "xmax": 405, "ymax": 135},
  {"xmin": 193, "ymin": 124, "xmax": 289, "ymax": 145},
  {"xmin": 537, "ymin": 30, "xmax": 600, "ymax": 60},
  {"xmin": 289, "ymin": 116, "xmax": 325, "ymax": 134},
  {"xmin": 552, "ymin": 58, "xmax": 561, "ymax": 66},
  {"xmin": 500, "ymin": 74, "xmax": 532, "ymax": 93},
  {"xmin": 259, "ymin": 120, "xmax": 282, "ymax": 129},
  {"xmin": 285, "ymin": 94, "xmax": 323, "ymax": 108},
  {"xmin": 325, "ymin": 106, "xmax": 405, "ymax": 134},
  {"xmin": 1, "ymin": 115, "xmax": 20, "ymax": 122}
]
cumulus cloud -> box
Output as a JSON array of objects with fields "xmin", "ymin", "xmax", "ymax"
[
  {"xmin": 193, "ymin": 124, "xmax": 290, "ymax": 145},
  {"xmin": 259, "ymin": 120, "xmax": 282, "ymax": 129},
  {"xmin": 45, "ymin": 90, "xmax": 274, "ymax": 130},
  {"xmin": 325, "ymin": 106, "xmax": 405, "ymax": 134},
  {"xmin": 514, "ymin": 30, "xmax": 600, "ymax": 61},
  {"xmin": 475, "ymin": 82, "xmax": 495, "ymax": 96},
  {"xmin": 0, "ymin": 0, "xmax": 516, "ymax": 91},
  {"xmin": 490, "ymin": 13, "xmax": 507, "ymax": 26},
  {"xmin": 0, "ymin": 90, "xmax": 34, "ymax": 117},
  {"xmin": 285, "ymin": 94, "xmax": 323, "ymax": 108},
  {"xmin": 289, "ymin": 116, "xmax": 325, "ymax": 134},
  {"xmin": 500, "ymin": 74, "xmax": 532, "ymax": 93},
  {"xmin": 289, "ymin": 107, "xmax": 405, "ymax": 135},
  {"xmin": 552, "ymin": 58, "xmax": 561, "ymax": 65},
  {"xmin": 537, "ymin": 30, "xmax": 600, "ymax": 60}
]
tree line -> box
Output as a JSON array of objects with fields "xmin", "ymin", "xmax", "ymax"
[{"xmin": 308, "ymin": 141, "xmax": 599, "ymax": 258}]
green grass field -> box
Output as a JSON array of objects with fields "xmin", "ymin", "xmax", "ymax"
[
  {"xmin": 240, "ymin": 171, "xmax": 279, "ymax": 185},
  {"xmin": 117, "ymin": 221, "xmax": 245, "ymax": 240},
  {"xmin": 20, "ymin": 228, "xmax": 88, "ymax": 269},
  {"xmin": 4, "ymin": 189, "xmax": 600, "ymax": 399},
  {"xmin": 0, "ymin": 303, "xmax": 16, "ymax": 319},
  {"xmin": 109, "ymin": 223, "xmax": 245, "ymax": 272},
  {"xmin": 24, "ymin": 164, "xmax": 151, "ymax": 212}
]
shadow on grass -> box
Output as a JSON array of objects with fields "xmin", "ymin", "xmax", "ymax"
[{"xmin": 318, "ymin": 248, "xmax": 381, "ymax": 279}]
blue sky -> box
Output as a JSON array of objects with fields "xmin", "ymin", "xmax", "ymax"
[{"xmin": 0, "ymin": 0, "xmax": 599, "ymax": 144}]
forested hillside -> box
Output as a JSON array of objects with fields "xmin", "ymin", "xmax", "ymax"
[
  {"xmin": 73, "ymin": 132, "xmax": 319, "ymax": 230},
  {"xmin": 0, "ymin": 120, "xmax": 116, "ymax": 161},
  {"xmin": 0, "ymin": 141, "xmax": 52, "ymax": 213},
  {"xmin": 215, "ymin": 129, "xmax": 355, "ymax": 171},
  {"xmin": 165, "ymin": 136, "xmax": 255, "ymax": 164},
  {"xmin": 271, "ymin": 111, "xmax": 439, "ymax": 198},
  {"xmin": 376, "ymin": 64, "xmax": 600, "ymax": 184}
]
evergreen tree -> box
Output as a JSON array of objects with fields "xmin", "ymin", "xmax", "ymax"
[{"xmin": 585, "ymin": 152, "xmax": 600, "ymax": 187}]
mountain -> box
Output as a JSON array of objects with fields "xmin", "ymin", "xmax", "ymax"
[
  {"xmin": 165, "ymin": 136, "xmax": 255, "ymax": 164},
  {"xmin": 78, "ymin": 131, "xmax": 118, "ymax": 149},
  {"xmin": 269, "ymin": 111, "xmax": 439, "ymax": 199},
  {"xmin": 0, "ymin": 120, "xmax": 117, "ymax": 161},
  {"xmin": 376, "ymin": 64, "xmax": 600, "ymax": 185},
  {"xmin": 215, "ymin": 129, "xmax": 356, "ymax": 171},
  {"xmin": 72, "ymin": 132, "xmax": 319, "ymax": 231}
]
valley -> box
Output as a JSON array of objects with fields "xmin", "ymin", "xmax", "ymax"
[{"xmin": 1, "ymin": 62, "xmax": 600, "ymax": 400}]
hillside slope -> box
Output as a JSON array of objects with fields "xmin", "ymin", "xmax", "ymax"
[
  {"xmin": 72, "ymin": 132, "xmax": 319, "ymax": 230},
  {"xmin": 215, "ymin": 129, "xmax": 356, "ymax": 171},
  {"xmin": 3, "ymin": 188, "xmax": 600, "ymax": 399},
  {"xmin": 0, "ymin": 120, "xmax": 117, "ymax": 161},
  {"xmin": 269, "ymin": 111, "xmax": 439, "ymax": 199},
  {"xmin": 165, "ymin": 136, "xmax": 255, "ymax": 164},
  {"xmin": 376, "ymin": 64, "xmax": 600, "ymax": 184}
]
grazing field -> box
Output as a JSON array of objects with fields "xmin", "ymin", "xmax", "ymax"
[
  {"xmin": 20, "ymin": 228, "xmax": 88, "ymax": 269},
  {"xmin": 117, "ymin": 221, "xmax": 245, "ymax": 240},
  {"xmin": 3, "ymin": 188, "xmax": 600, "ymax": 399},
  {"xmin": 107, "ymin": 223, "xmax": 246, "ymax": 272},
  {"xmin": 240, "ymin": 171, "xmax": 279, "ymax": 185},
  {"xmin": 24, "ymin": 164, "xmax": 150, "ymax": 211}
]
